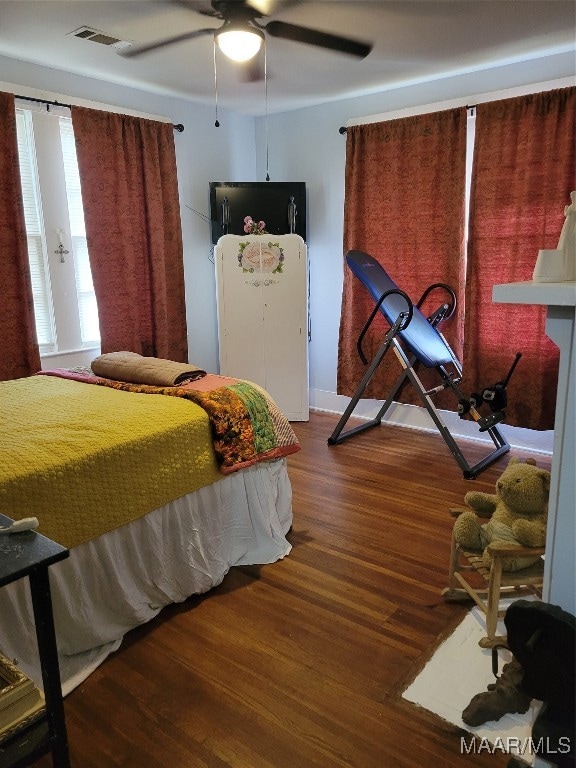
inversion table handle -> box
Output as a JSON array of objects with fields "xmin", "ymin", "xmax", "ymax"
[{"xmin": 357, "ymin": 288, "xmax": 414, "ymax": 365}]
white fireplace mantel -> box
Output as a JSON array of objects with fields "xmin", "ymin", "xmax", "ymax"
[{"xmin": 492, "ymin": 280, "xmax": 576, "ymax": 616}]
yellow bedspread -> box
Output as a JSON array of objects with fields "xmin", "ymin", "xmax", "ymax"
[{"xmin": 0, "ymin": 376, "xmax": 222, "ymax": 548}]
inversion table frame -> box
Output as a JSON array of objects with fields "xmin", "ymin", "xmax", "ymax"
[{"xmin": 328, "ymin": 251, "xmax": 510, "ymax": 479}]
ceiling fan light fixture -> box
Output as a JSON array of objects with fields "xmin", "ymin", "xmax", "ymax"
[{"xmin": 216, "ymin": 24, "xmax": 263, "ymax": 62}]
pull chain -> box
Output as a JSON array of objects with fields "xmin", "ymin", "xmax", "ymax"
[
  {"xmin": 213, "ymin": 35, "xmax": 220, "ymax": 128},
  {"xmin": 265, "ymin": 39, "xmax": 270, "ymax": 181}
]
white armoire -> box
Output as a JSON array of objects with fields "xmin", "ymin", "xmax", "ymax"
[{"xmin": 215, "ymin": 234, "xmax": 309, "ymax": 421}]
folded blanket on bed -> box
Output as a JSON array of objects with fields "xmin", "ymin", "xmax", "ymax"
[{"xmin": 91, "ymin": 351, "xmax": 206, "ymax": 386}]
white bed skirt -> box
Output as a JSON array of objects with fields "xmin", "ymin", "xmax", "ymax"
[{"xmin": 0, "ymin": 459, "xmax": 292, "ymax": 695}]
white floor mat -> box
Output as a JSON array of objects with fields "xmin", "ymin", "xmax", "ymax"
[{"xmin": 402, "ymin": 604, "xmax": 553, "ymax": 766}]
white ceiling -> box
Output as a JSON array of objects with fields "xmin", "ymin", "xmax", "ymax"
[{"xmin": 0, "ymin": 1, "xmax": 574, "ymax": 116}]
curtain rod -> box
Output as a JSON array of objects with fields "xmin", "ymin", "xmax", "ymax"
[
  {"xmin": 338, "ymin": 104, "xmax": 477, "ymax": 134},
  {"xmin": 14, "ymin": 94, "xmax": 184, "ymax": 132}
]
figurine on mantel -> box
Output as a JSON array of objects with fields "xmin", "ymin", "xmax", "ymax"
[{"xmin": 533, "ymin": 191, "xmax": 576, "ymax": 283}]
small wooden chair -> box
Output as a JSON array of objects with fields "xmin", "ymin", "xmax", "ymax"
[{"xmin": 442, "ymin": 509, "xmax": 545, "ymax": 648}]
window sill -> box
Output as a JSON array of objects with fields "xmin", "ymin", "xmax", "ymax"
[{"xmin": 41, "ymin": 346, "xmax": 100, "ymax": 360}]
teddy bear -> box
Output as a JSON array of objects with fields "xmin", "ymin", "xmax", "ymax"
[{"xmin": 453, "ymin": 457, "xmax": 550, "ymax": 572}]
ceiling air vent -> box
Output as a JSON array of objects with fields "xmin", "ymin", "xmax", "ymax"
[{"xmin": 68, "ymin": 27, "xmax": 132, "ymax": 50}]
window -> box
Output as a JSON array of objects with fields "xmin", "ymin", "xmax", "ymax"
[{"xmin": 15, "ymin": 104, "xmax": 100, "ymax": 355}]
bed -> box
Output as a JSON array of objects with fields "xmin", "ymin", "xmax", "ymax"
[{"xmin": 0, "ymin": 358, "xmax": 299, "ymax": 694}]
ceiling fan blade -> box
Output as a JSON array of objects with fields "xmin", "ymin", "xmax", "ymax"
[
  {"xmin": 245, "ymin": 0, "xmax": 292, "ymax": 16},
  {"xmin": 119, "ymin": 27, "xmax": 215, "ymax": 58},
  {"xmin": 166, "ymin": 0, "xmax": 217, "ymax": 10},
  {"xmin": 264, "ymin": 20, "xmax": 372, "ymax": 59},
  {"xmin": 243, "ymin": 0, "xmax": 273, "ymax": 16}
]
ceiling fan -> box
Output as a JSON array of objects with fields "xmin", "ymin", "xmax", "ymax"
[{"xmin": 120, "ymin": 0, "xmax": 372, "ymax": 64}]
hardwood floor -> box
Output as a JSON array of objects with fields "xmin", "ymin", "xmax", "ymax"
[{"xmin": 35, "ymin": 412, "xmax": 550, "ymax": 767}]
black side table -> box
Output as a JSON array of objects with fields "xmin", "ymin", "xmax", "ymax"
[{"xmin": 0, "ymin": 514, "xmax": 70, "ymax": 768}]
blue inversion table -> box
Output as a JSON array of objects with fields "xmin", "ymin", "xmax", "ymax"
[{"xmin": 328, "ymin": 251, "xmax": 510, "ymax": 479}]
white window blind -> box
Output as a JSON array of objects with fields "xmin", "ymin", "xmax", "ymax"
[
  {"xmin": 59, "ymin": 118, "xmax": 100, "ymax": 345},
  {"xmin": 15, "ymin": 107, "xmax": 100, "ymax": 355},
  {"xmin": 15, "ymin": 110, "xmax": 56, "ymax": 351}
]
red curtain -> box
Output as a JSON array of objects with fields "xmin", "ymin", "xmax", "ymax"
[
  {"xmin": 338, "ymin": 108, "xmax": 467, "ymax": 407},
  {"xmin": 71, "ymin": 107, "xmax": 188, "ymax": 362},
  {"xmin": 0, "ymin": 92, "xmax": 41, "ymax": 380},
  {"xmin": 464, "ymin": 87, "xmax": 576, "ymax": 430}
]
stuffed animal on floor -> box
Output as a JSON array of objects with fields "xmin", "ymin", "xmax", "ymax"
[
  {"xmin": 462, "ymin": 659, "xmax": 532, "ymax": 726},
  {"xmin": 453, "ymin": 457, "xmax": 550, "ymax": 572}
]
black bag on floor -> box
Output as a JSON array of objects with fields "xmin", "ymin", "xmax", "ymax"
[{"xmin": 505, "ymin": 600, "xmax": 575, "ymax": 768}]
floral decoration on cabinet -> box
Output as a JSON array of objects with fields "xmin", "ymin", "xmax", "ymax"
[{"xmin": 238, "ymin": 241, "xmax": 285, "ymax": 274}]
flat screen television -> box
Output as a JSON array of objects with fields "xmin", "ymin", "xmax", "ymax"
[{"xmin": 209, "ymin": 181, "xmax": 306, "ymax": 244}]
